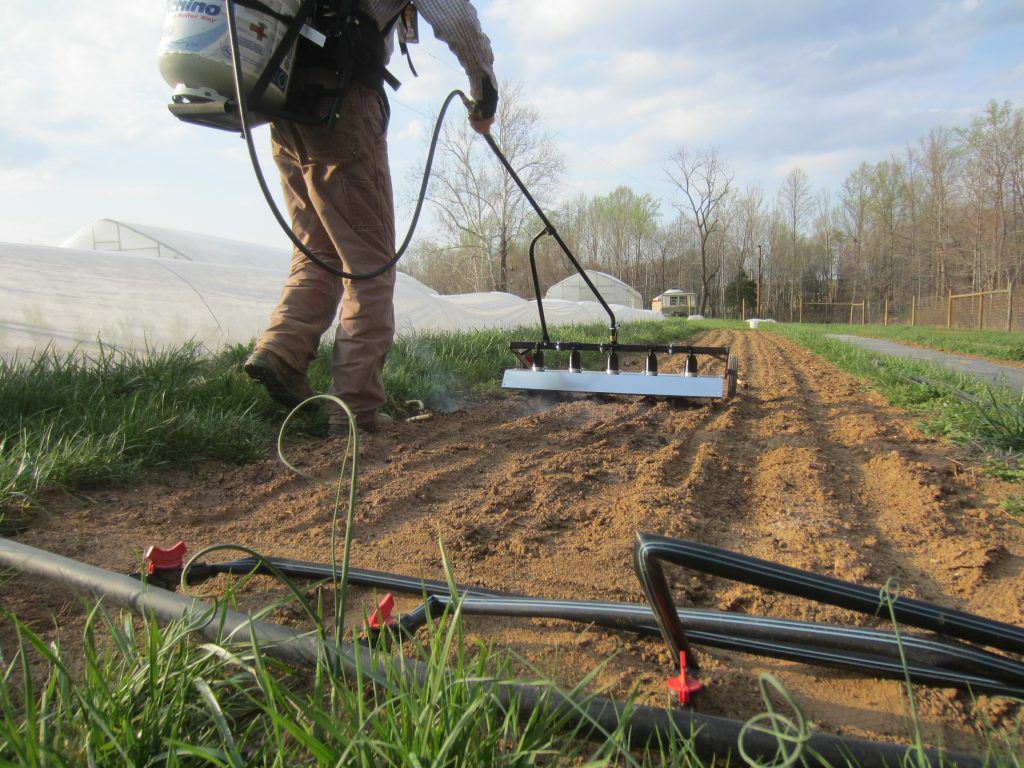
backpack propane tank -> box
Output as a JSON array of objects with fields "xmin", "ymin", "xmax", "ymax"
[{"xmin": 158, "ymin": 0, "xmax": 301, "ymax": 117}]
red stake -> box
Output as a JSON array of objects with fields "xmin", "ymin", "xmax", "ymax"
[
  {"xmin": 367, "ymin": 593, "xmax": 396, "ymax": 629},
  {"xmin": 665, "ymin": 651, "xmax": 703, "ymax": 705},
  {"xmin": 144, "ymin": 541, "xmax": 187, "ymax": 574}
]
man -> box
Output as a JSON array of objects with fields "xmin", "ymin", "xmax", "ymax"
[{"xmin": 244, "ymin": 0, "xmax": 497, "ymax": 432}]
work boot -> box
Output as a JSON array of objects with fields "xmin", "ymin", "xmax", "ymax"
[
  {"xmin": 328, "ymin": 410, "xmax": 393, "ymax": 436},
  {"xmin": 243, "ymin": 349, "xmax": 316, "ymax": 409}
]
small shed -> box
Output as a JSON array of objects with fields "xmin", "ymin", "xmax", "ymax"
[
  {"xmin": 653, "ymin": 289, "xmax": 696, "ymax": 316},
  {"xmin": 545, "ymin": 270, "xmax": 643, "ymax": 309}
]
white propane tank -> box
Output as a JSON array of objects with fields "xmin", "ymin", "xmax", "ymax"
[{"xmin": 158, "ymin": 0, "xmax": 302, "ymax": 110}]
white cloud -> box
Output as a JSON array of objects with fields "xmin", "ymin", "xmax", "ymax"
[
  {"xmin": 0, "ymin": 1, "xmax": 1022, "ymax": 247},
  {"xmin": 395, "ymin": 118, "xmax": 428, "ymax": 142},
  {"xmin": 770, "ymin": 148, "xmax": 874, "ymax": 182}
]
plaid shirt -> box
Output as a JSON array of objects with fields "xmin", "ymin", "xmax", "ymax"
[{"xmin": 360, "ymin": 1, "xmax": 496, "ymax": 100}]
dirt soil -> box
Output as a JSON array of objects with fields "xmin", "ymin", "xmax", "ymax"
[{"xmin": 5, "ymin": 328, "xmax": 1024, "ymax": 752}]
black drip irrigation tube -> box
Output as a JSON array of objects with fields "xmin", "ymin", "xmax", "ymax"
[
  {"xmin": 185, "ymin": 555, "xmax": 1024, "ymax": 697},
  {"xmin": 633, "ymin": 532, "xmax": 1024, "ymax": 660},
  {"xmin": 0, "ymin": 537, "xmax": 989, "ymax": 768}
]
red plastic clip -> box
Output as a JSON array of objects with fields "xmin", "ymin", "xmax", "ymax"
[
  {"xmin": 144, "ymin": 541, "xmax": 187, "ymax": 574},
  {"xmin": 665, "ymin": 652, "xmax": 703, "ymax": 705},
  {"xmin": 367, "ymin": 593, "xmax": 396, "ymax": 630}
]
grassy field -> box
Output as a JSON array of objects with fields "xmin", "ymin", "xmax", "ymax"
[{"xmin": 796, "ymin": 323, "xmax": 1024, "ymax": 363}]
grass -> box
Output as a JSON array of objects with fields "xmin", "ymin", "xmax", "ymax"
[
  {"xmin": 0, "ymin": 320, "xmax": 706, "ymax": 512},
  {"xmin": 983, "ymin": 458, "xmax": 1024, "ymax": 484},
  {"xmin": 0, "ymin": 328, "xmax": 707, "ymax": 766},
  {"xmin": 1, "ymin": 578, "xmax": 1020, "ymax": 766},
  {"xmin": 1001, "ymin": 496, "xmax": 1024, "ymax": 518},
  {"xmin": 803, "ymin": 323, "xmax": 1024, "ymax": 364},
  {"xmin": 0, "ymin": 582, "xmax": 709, "ymax": 766},
  {"xmin": 0, "ymin": 342, "xmax": 285, "ymax": 514},
  {"xmin": 772, "ymin": 324, "xmax": 1024, "ymax": 459}
]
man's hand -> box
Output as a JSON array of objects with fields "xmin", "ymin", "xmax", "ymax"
[
  {"xmin": 469, "ymin": 114, "xmax": 494, "ymax": 135},
  {"xmin": 468, "ymin": 75, "xmax": 498, "ymax": 135}
]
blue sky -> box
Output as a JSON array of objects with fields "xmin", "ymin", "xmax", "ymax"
[{"xmin": 1, "ymin": 0, "xmax": 1022, "ymax": 248}]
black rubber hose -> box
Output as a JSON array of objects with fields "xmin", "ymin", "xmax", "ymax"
[
  {"xmin": 636, "ymin": 532, "xmax": 1024, "ymax": 656},
  {"xmin": 202, "ymin": 556, "xmax": 516, "ymax": 597},
  {"xmin": 201, "ymin": 557, "xmax": 1024, "ymax": 690},
  {"xmin": 394, "ymin": 594, "xmax": 1024, "ymax": 697},
  {"xmin": 0, "ymin": 537, "xmax": 987, "ymax": 768}
]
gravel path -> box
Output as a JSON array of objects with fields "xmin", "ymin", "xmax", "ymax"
[{"xmin": 827, "ymin": 334, "xmax": 1024, "ymax": 394}]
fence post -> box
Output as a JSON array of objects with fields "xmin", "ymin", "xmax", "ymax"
[
  {"xmin": 1008, "ymin": 282, "xmax": 1014, "ymax": 332},
  {"xmin": 911, "ymin": 295, "xmax": 916, "ymax": 327},
  {"xmin": 884, "ymin": 299, "xmax": 889, "ymax": 327},
  {"xmin": 978, "ymin": 290, "xmax": 985, "ymax": 330},
  {"xmin": 799, "ymin": 298, "xmax": 803, "ymax": 324},
  {"xmin": 947, "ymin": 290, "xmax": 952, "ymax": 328},
  {"xmin": 861, "ymin": 302, "xmax": 867, "ymax": 325},
  {"xmin": 742, "ymin": 297, "xmax": 746, "ymax": 321}
]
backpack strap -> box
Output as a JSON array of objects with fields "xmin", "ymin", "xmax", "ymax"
[{"xmin": 384, "ymin": 3, "xmax": 419, "ymax": 80}]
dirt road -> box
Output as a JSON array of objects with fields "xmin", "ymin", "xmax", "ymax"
[{"xmin": 8, "ymin": 328, "xmax": 1024, "ymax": 750}]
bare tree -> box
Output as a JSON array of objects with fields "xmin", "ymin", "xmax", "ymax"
[
  {"xmin": 812, "ymin": 189, "xmax": 841, "ymax": 302},
  {"xmin": 425, "ymin": 82, "xmax": 565, "ymax": 293},
  {"xmin": 776, "ymin": 167, "xmax": 813, "ymax": 315},
  {"xmin": 666, "ymin": 147, "xmax": 734, "ymax": 314}
]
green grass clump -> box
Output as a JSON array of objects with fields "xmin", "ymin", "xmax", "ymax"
[
  {"xmin": 804, "ymin": 323, "xmax": 1024, "ymax": 363},
  {"xmin": 772, "ymin": 324, "xmax": 1024, "ymax": 455},
  {"xmin": 1001, "ymin": 496, "xmax": 1024, "ymax": 518},
  {"xmin": 0, "ymin": 601, "xmax": 702, "ymax": 767},
  {"xmin": 0, "ymin": 342, "xmax": 301, "ymax": 512},
  {"xmin": 984, "ymin": 458, "xmax": 1024, "ymax": 483}
]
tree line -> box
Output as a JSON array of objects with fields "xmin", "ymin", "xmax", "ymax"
[{"xmin": 405, "ymin": 89, "xmax": 1023, "ymax": 320}]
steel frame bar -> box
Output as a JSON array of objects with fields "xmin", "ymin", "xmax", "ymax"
[
  {"xmin": 500, "ymin": 369, "xmax": 726, "ymax": 399},
  {"xmin": 508, "ymin": 341, "xmax": 730, "ymax": 358}
]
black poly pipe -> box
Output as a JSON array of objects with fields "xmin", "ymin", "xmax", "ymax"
[
  {"xmin": 403, "ymin": 594, "xmax": 1024, "ymax": 697},
  {"xmin": 204, "ymin": 556, "xmax": 1024, "ymax": 689},
  {"xmin": 527, "ymin": 228, "xmax": 552, "ymax": 344},
  {"xmin": 0, "ymin": 537, "xmax": 986, "ymax": 768},
  {"xmin": 635, "ymin": 533, "xmax": 1024, "ymax": 656}
]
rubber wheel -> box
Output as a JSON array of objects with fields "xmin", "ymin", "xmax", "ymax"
[{"xmin": 724, "ymin": 354, "xmax": 739, "ymax": 399}]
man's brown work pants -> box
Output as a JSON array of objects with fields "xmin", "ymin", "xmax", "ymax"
[{"xmin": 256, "ymin": 83, "xmax": 396, "ymax": 418}]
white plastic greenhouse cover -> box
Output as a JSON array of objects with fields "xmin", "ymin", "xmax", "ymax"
[
  {"xmin": 1, "ymin": 220, "xmax": 660, "ymax": 358},
  {"xmin": 545, "ymin": 270, "xmax": 643, "ymax": 309}
]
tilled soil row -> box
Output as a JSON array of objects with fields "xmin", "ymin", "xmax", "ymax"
[{"xmin": 5, "ymin": 328, "xmax": 1023, "ymax": 750}]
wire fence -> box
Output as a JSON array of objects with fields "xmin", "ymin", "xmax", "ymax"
[
  {"xmin": 798, "ymin": 302, "xmax": 866, "ymax": 325},
  {"xmin": 794, "ymin": 284, "xmax": 1021, "ymax": 331}
]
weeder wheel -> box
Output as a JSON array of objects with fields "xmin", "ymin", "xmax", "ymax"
[{"xmin": 725, "ymin": 354, "xmax": 739, "ymax": 399}]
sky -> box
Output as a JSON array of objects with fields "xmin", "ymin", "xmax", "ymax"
[{"xmin": 1, "ymin": 0, "xmax": 1022, "ymax": 249}]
